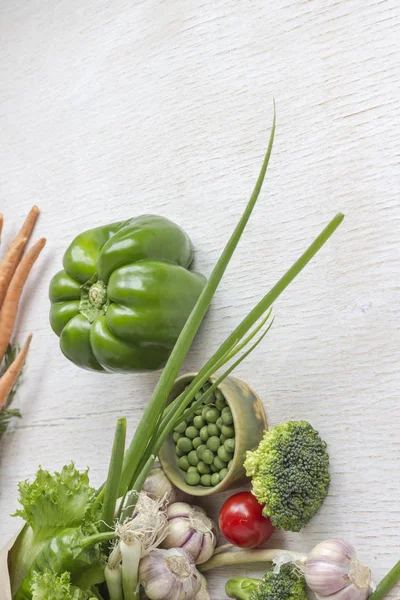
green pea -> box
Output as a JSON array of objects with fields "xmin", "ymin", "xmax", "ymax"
[
  {"xmin": 178, "ymin": 456, "xmax": 190, "ymax": 471},
  {"xmin": 173, "ymin": 431, "xmax": 182, "ymax": 443},
  {"xmin": 195, "ymin": 391, "xmax": 204, "ymax": 401},
  {"xmin": 193, "ymin": 436, "xmax": 202, "ymax": 450},
  {"xmin": 211, "ymin": 472, "xmax": 220, "ymax": 486},
  {"xmin": 174, "ymin": 421, "xmax": 187, "ymax": 434},
  {"xmin": 219, "ymin": 468, "xmax": 228, "ymax": 481},
  {"xmin": 224, "ymin": 438, "xmax": 235, "ymax": 453},
  {"xmin": 194, "ymin": 408, "xmax": 203, "ymax": 416},
  {"xmin": 185, "ymin": 412, "xmax": 194, "ymax": 424},
  {"xmin": 186, "ymin": 426, "xmax": 199, "ymax": 440},
  {"xmin": 218, "ymin": 446, "xmax": 232, "ymax": 463},
  {"xmin": 187, "ymin": 466, "xmax": 198, "ymax": 473},
  {"xmin": 175, "ymin": 446, "xmax": 184, "ymax": 457},
  {"xmin": 213, "ymin": 456, "xmax": 226, "ymax": 471},
  {"xmin": 207, "ymin": 424, "xmax": 219, "ymax": 436},
  {"xmin": 210, "ymin": 463, "xmax": 218, "ymax": 473},
  {"xmin": 202, "ymin": 449, "xmax": 214, "ymax": 465},
  {"xmin": 205, "ymin": 407, "xmax": 219, "ymax": 423},
  {"xmin": 206, "ymin": 436, "xmax": 221, "ymax": 452},
  {"xmin": 221, "ymin": 409, "xmax": 233, "ymax": 426},
  {"xmin": 220, "ymin": 434, "xmax": 227, "ymax": 444},
  {"xmin": 216, "ymin": 417, "xmax": 224, "ymax": 430},
  {"xmin": 194, "ymin": 415, "xmax": 205, "ymax": 429},
  {"xmin": 201, "ymin": 406, "xmax": 209, "ymax": 420},
  {"xmin": 204, "ymin": 392, "xmax": 215, "ymax": 405},
  {"xmin": 228, "ymin": 459, "xmax": 234, "ymax": 470},
  {"xmin": 197, "ymin": 461, "xmax": 211, "ymax": 474},
  {"xmin": 186, "ymin": 471, "xmax": 200, "ymax": 486},
  {"xmin": 221, "ymin": 424, "xmax": 235, "ymax": 438},
  {"xmin": 215, "ymin": 389, "xmax": 226, "ymax": 408},
  {"xmin": 177, "ymin": 437, "xmax": 193, "ymax": 453},
  {"xmin": 196, "ymin": 444, "xmax": 207, "ymax": 460},
  {"xmin": 200, "ymin": 426, "xmax": 210, "ymax": 442},
  {"xmin": 200, "ymin": 474, "xmax": 212, "ymax": 486},
  {"xmin": 188, "ymin": 450, "xmax": 200, "ymax": 466}
]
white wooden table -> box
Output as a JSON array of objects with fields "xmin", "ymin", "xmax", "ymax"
[{"xmin": 0, "ymin": 1, "xmax": 399, "ymax": 598}]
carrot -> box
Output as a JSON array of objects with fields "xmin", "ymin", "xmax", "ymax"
[
  {"xmin": 0, "ymin": 333, "xmax": 32, "ymax": 410},
  {"xmin": 0, "ymin": 237, "xmax": 28, "ymax": 308},
  {"xmin": 0, "ymin": 237, "xmax": 46, "ymax": 363},
  {"xmin": 0, "ymin": 206, "xmax": 40, "ymax": 309}
]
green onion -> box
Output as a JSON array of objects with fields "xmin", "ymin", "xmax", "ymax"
[
  {"xmin": 100, "ymin": 418, "xmax": 126, "ymax": 531},
  {"xmin": 118, "ymin": 105, "xmax": 277, "ymax": 496},
  {"xmin": 368, "ymin": 561, "xmax": 400, "ymax": 600},
  {"xmin": 108, "ymin": 107, "xmax": 344, "ymax": 527}
]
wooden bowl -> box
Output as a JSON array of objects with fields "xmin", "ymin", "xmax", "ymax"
[{"xmin": 159, "ymin": 373, "xmax": 267, "ymax": 497}]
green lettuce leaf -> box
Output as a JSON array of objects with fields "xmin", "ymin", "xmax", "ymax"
[
  {"xmin": 13, "ymin": 463, "xmax": 96, "ymax": 532},
  {"xmin": 11, "ymin": 464, "xmax": 105, "ymax": 598},
  {"xmin": 31, "ymin": 570, "xmax": 96, "ymax": 600}
]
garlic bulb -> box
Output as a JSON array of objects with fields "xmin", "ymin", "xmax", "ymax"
[
  {"xmin": 143, "ymin": 464, "xmax": 192, "ymax": 504},
  {"xmin": 305, "ymin": 539, "xmax": 371, "ymax": 600},
  {"xmin": 139, "ymin": 547, "xmax": 202, "ymax": 600},
  {"xmin": 162, "ymin": 502, "xmax": 217, "ymax": 564}
]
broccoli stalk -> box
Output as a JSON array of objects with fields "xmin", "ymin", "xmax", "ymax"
[
  {"xmin": 225, "ymin": 578, "xmax": 260, "ymax": 599},
  {"xmin": 244, "ymin": 421, "xmax": 330, "ymax": 531},
  {"xmin": 226, "ymin": 565, "xmax": 307, "ymax": 600}
]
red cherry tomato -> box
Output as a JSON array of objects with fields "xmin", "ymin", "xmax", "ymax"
[{"xmin": 219, "ymin": 491, "xmax": 275, "ymax": 548}]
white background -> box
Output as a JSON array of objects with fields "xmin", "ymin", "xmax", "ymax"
[{"xmin": 0, "ymin": 1, "xmax": 399, "ymax": 598}]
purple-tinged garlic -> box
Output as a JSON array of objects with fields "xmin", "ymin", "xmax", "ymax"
[
  {"xmin": 143, "ymin": 464, "xmax": 192, "ymax": 504},
  {"xmin": 139, "ymin": 548, "xmax": 201, "ymax": 600},
  {"xmin": 162, "ymin": 502, "xmax": 217, "ymax": 564},
  {"xmin": 304, "ymin": 539, "xmax": 371, "ymax": 600}
]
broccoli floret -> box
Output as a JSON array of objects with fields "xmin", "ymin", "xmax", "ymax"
[
  {"xmin": 226, "ymin": 565, "xmax": 307, "ymax": 600},
  {"xmin": 244, "ymin": 421, "xmax": 330, "ymax": 531}
]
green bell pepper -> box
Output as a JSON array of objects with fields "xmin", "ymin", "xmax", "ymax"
[{"xmin": 49, "ymin": 215, "xmax": 206, "ymax": 373}]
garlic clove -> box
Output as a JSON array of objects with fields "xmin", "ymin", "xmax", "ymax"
[
  {"xmin": 139, "ymin": 548, "xmax": 201, "ymax": 600},
  {"xmin": 315, "ymin": 582, "xmax": 370, "ymax": 600},
  {"xmin": 305, "ymin": 539, "xmax": 371, "ymax": 600},
  {"xmin": 180, "ymin": 530, "xmax": 204, "ymax": 563},
  {"xmin": 163, "ymin": 502, "xmax": 216, "ymax": 565},
  {"xmin": 308, "ymin": 540, "xmax": 356, "ymax": 566},
  {"xmin": 167, "ymin": 502, "xmax": 194, "ymax": 518},
  {"xmin": 306, "ymin": 559, "xmax": 350, "ymax": 595}
]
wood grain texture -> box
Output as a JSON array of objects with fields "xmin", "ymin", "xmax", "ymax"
[{"xmin": 0, "ymin": 0, "xmax": 399, "ymax": 597}]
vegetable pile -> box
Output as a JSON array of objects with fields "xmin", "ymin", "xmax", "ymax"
[{"xmin": 3, "ymin": 111, "xmax": 399, "ymax": 600}]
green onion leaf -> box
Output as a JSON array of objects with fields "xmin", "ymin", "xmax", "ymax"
[{"xmin": 118, "ymin": 105, "xmax": 277, "ymax": 495}]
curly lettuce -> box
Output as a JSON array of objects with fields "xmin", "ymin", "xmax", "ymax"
[
  {"xmin": 31, "ymin": 571, "xmax": 96, "ymax": 600},
  {"xmin": 10, "ymin": 464, "xmax": 106, "ymax": 599}
]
